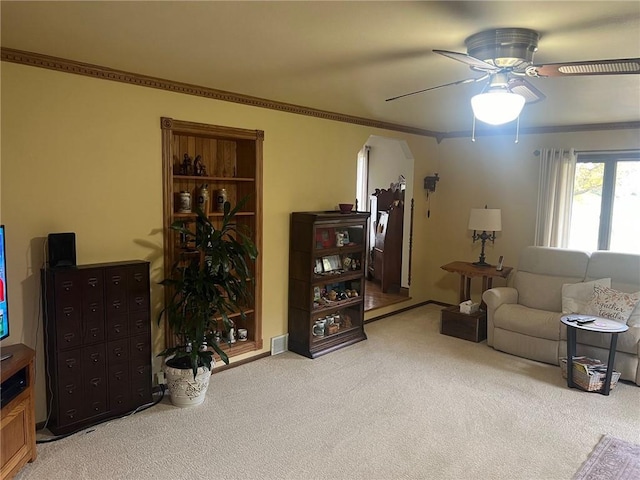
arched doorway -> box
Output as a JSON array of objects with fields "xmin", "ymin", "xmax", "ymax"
[{"xmin": 357, "ymin": 136, "xmax": 414, "ymax": 311}]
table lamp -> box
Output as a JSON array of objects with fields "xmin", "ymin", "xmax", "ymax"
[{"xmin": 468, "ymin": 206, "xmax": 502, "ymax": 266}]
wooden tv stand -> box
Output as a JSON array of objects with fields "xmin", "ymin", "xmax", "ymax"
[{"xmin": 1, "ymin": 344, "xmax": 37, "ymax": 480}]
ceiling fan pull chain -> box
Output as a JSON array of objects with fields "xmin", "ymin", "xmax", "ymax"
[
  {"xmin": 515, "ymin": 115, "xmax": 520, "ymax": 144},
  {"xmin": 471, "ymin": 115, "xmax": 477, "ymax": 142}
]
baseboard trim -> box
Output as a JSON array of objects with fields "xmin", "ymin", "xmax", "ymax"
[
  {"xmin": 365, "ymin": 300, "xmax": 452, "ymax": 324},
  {"xmin": 213, "ymin": 351, "xmax": 271, "ymax": 373},
  {"xmin": 426, "ymin": 300, "xmax": 453, "ymax": 308}
]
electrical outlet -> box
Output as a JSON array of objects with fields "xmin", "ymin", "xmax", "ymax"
[{"xmin": 156, "ymin": 371, "xmax": 165, "ymax": 386}]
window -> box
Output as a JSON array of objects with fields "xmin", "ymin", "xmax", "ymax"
[{"xmin": 568, "ymin": 151, "xmax": 640, "ymax": 253}]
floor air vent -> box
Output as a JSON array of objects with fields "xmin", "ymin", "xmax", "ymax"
[{"xmin": 270, "ymin": 334, "xmax": 288, "ymax": 355}]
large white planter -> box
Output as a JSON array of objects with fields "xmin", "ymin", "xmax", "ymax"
[{"xmin": 163, "ymin": 362, "xmax": 213, "ymax": 407}]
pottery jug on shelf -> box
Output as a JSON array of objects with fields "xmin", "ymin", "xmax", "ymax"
[
  {"xmin": 215, "ymin": 188, "xmax": 227, "ymax": 212},
  {"xmin": 197, "ymin": 184, "xmax": 209, "ymax": 214}
]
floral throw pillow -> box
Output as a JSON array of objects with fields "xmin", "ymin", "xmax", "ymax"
[{"xmin": 586, "ymin": 284, "xmax": 640, "ymax": 324}]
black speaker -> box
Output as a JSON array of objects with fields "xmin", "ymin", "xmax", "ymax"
[{"xmin": 48, "ymin": 233, "xmax": 77, "ymax": 268}]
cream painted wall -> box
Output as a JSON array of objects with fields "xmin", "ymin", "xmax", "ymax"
[
  {"xmin": 1, "ymin": 62, "xmax": 638, "ymax": 423},
  {"xmin": 429, "ymin": 130, "xmax": 640, "ymax": 304}
]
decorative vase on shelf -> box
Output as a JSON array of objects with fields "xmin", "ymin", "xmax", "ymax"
[
  {"xmin": 197, "ymin": 184, "xmax": 209, "ymax": 214},
  {"xmin": 215, "ymin": 188, "xmax": 227, "ymax": 212}
]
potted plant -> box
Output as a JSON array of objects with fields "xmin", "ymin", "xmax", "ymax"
[{"xmin": 158, "ymin": 197, "xmax": 258, "ymax": 407}]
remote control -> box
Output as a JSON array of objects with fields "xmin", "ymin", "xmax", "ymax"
[{"xmin": 576, "ymin": 317, "xmax": 596, "ymax": 325}]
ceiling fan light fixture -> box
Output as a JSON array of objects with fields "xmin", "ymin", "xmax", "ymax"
[{"xmin": 471, "ymin": 90, "xmax": 526, "ymax": 125}]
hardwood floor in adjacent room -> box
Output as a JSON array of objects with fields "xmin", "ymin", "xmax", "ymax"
[{"xmin": 364, "ymin": 279, "xmax": 410, "ymax": 312}]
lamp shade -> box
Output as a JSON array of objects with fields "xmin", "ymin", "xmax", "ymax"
[
  {"xmin": 471, "ymin": 91, "xmax": 525, "ymax": 125},
  {"xmin": 468, "ymin": 208, "xmax": 502, "ymax": 232}
]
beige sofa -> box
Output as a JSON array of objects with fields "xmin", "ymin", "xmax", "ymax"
[{"xmin": 483, "ymin": 246, "xmax": 640, "ymax": 386}]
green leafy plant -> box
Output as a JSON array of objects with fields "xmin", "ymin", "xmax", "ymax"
[{"xmin": 157, "ymin": 197, "xmax": 258, "ymax": 378}]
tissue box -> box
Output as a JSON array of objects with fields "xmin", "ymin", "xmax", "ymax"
[{"xmin": 459, "ymin": 300, "xmax": 480, "ymax": 315}]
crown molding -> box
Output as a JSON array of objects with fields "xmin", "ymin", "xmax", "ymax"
[
  {"xmin": 443, "ymin": 121, "xmax": 640, "ymax": 142},
  {"xmin": 1, "ymin": 47, "xmax": 439, "ymax": 138},
  {"xmin": 2, "ymin": 47, "xmax": 638, "ymax": 140}
]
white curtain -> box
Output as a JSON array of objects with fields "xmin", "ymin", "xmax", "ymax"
[{"xmin": 534, "ymin": 148, "xmax": 577, "ymax": 247}]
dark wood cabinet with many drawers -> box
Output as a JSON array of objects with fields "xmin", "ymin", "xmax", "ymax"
[{"xmin": 41, "ymin": 260, "xmax": 151, "ymax": 435}]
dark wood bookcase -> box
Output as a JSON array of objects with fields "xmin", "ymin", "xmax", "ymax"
[{"xmin": 288, "ymin": 211, "xmax": 370, "ymax": 358}]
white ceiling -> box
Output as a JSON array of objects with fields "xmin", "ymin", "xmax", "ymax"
[{"xmin": 2, "ymin": 1, "xmax": 639, "ymax": 133}]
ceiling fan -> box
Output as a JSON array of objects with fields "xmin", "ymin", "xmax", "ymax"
[{"xmin": 386, "ymin": 28, "xmax": 640, "ymax": 125}]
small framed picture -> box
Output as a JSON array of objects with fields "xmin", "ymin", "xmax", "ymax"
[
  {"xmin": 322, "ymin": 257, "xmax": 333, "ymax": 272},
  {"xmin": 328, "ymin": 254, "xmax": 341, "ymax": 270},
  {"xmin": 316, "ymin": 228, "xmax": 333, "ymax": 248},
  {"xmin": 321, "ymin": 255, "xmax": 341, "ymax": 272}
]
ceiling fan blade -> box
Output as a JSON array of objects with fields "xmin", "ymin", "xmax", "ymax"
[
  {"xmin": 433, "ymin": 49, "xmax": 501, "ymax": 72},
  {"xmin": 385, "ymin": 75, "xmax": 488, "ymax": 102},
  {"xmin": 527, "ymin": 58, "xmax": 640, "ymax": 77},
  {"xmin": 508, "ymin": 78, "xmax": 546, "ymax": 104}
]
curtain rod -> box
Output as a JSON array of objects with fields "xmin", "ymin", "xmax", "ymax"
[
  {"xmin": 534, "ymin": 149, "xmax": 579, "ymax": 156},
  {"xmin": 533, "ymin": 149, "xmax": 582, "ymax": 156},
  {"xmin": 534, "ymin": 148, "xmax": 639, "ymax": 156}
]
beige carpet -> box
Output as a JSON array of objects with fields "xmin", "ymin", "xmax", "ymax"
[
  {"xmin": 573, "ymin": 435, "xmax": 640, "ymax": 480},
  {"xmin": 17, "ymin": 305, "xmax": 640, "ymax": 480}
]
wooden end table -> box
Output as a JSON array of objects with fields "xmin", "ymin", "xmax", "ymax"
[
  {"xmin": 561, "ymin": 315, "xmax": 628, "ymax": 396},
  {"xmin": 441, "ymin": 261, "xmax": 513, "ymax": 308}
]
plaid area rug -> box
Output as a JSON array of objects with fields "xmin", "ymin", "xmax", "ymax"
[{"xmin": 573, "ymin": 435, "xmax": 640, "ymax": 480}]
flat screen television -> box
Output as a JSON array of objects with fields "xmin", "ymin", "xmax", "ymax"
[{"xmin": 0, "ymin": 225, "xmax": 9, "ymax": 342}]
